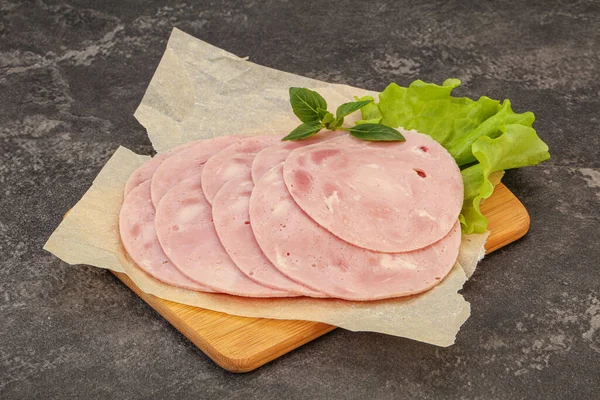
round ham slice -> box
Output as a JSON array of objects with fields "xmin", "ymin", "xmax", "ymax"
[
  {"xmin": 119, "ymin": 180, "xmax": 212, "ymax": 292},
  {"xmin": 282, "ymin": 131, "xmax": 463, "ymax": 253},
  {"xmin": 123, "ymin": 141, "xmax": 200, "ymax": 197},
  {"xmin": 155, "ymin": 173, "xmax": 291, "ymax": 297},
  {"xmin": 150, "ymin": 136, "xmax": 239, "ymax": 207},
  {"xmin": 251, "ymin": 131, "xmax": 344, "ymax": 183},
  {"xmin": 212, "ymin": 177, "xmax": 325, "ymax": 297},
  {"xmin": 201, "ymin": 135, "xmax": 281, "ymax": 205},
  {"xmin": 124, "ymin": 152, "xmax": 171, "ymax": 198},
  {"xmin": 249, "ymin": 164, "xmax": 461, "ymax": 301}
]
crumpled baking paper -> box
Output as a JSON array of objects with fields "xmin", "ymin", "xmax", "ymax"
[{"xmin": 44, "ymin": 28, "xmax": 490, "ymax": 347}]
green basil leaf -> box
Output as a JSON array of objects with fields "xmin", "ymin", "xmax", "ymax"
[
  {"xmin": 322, "ymin": 112, "xmax": 335, "ymax": 128},
  {"xmin": 317, "ymin": 107, "xmax": 329, "ymax": 120},
  {"xmin": 335, "ymin": 99, "xmax": 373, "ymax": 119},
  {"xmin": 282, "ymin": 121, "xmax": 324, "ymax": 141},
  {"xmin": 289, "ymin": 88, "xmax": 328, "ymax": 122},
  {"xmin": 331, "ymin": 117, "xmax": 344, "ymax": 129},
  {"xmin": 347, "ymin": 123, "xmax": 405, "ymax": 141}
]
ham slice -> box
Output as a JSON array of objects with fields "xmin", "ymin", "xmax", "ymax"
[
  {"xmin": 150, "ymin": 136, "xmax": 239, "ymax": 207},
  {"xmin": 202, "ymin": 135, "xmax": 281, "ymax": 204},
  {"xmin": 212, "ymin": 177, "xmax": 325, "ymax": 297},
  {"xmin": 283, "ymin": 131, "xmax": 463, "ymax": 252},
  {"xmin": 251, "ymin": 131, "xmax": 343, "ymax": 183},
  {"xmin": 124, "ymin": 152, "xmax": 170, "ymax": 197},
  {"xmin": 119, "ymin": 180, "xmax": 212, "ymax": 292},
  {"xmin": 123, "ymin": 141, "xmax": 200, "ymax": 197},
  {"xmin": 249, "ymin": 164, "xmax": 461, "ymax": 300},
  {"xmin": 154, "ymin": 173, "xmax": 291, "ymax": 297}
]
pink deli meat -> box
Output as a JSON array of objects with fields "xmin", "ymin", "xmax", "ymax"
[
  {"xmin": 150, "ymin": 136, "xmax": 239, "ymax": 207},
  {"xmin": 123, "ymin": 141, "xmax": 198, "ymax": 197},
  {"xmin": 119, "ymin": 180, "xmax": 212, "ymax": 292},
  {"xmin": 212, "ymin": 177, "xmax": 325, "ymax": 297},
  {"xmin": 249, "ymin": 165, "xmax": 461, "ymax": 301},
  {"xmin": 154, "ymin": 173, "xmax": 291, "ymax": 297},
  {"xmin": 283, "ymin": 132, "xmax": 464, "ymax": 253},
  {"xmin": 251, "ymin": 131, "xmax": 343, "ymax": 183},
  {"xmin": 201, "ymin": 135, "xmax": 281, "ymax": 204},
  {"xmin": 124, "ymin": 152, "xmax": 171, "ymax": 197}
]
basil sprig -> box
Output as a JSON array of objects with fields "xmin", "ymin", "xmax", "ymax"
[
  {"xmin": 289, "ymin": 87, "xmax": 328, "ymax": 123},
  {"xmin": 283, "ymin": 87, "xmax": 405, "ymax": 142}
]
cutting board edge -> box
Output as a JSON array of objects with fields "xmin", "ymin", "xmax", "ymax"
[
  {"xmin": 483, "ymin": 184, "xmax": 530, "ymax": 254},
  {"xmin": 113, "ymin": 272, "xmax": 234, "ymax": 369},
  {"xmin": 215, "ymin": 323, "xmax": 338, "ymax": 373},
  {"xmin": 113, "ymin": 271, "xmax": 337, "ymax": 373}
]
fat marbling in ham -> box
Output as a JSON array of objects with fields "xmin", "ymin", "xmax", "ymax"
[
  {"xmin": 123, "ymin": 141, "xmax": 200, "ymax": 197},
  {"xmin": 249, "ymin": 164, "xmax": 461, "ymax": 301},
  {"xmin": 212, "ymin": 177, "xmax": 325, "ymax": 296},
  {"xmin": 154, "ymin": 173, "xmax": 292, "ymax": 297},
  {"xmin": 201, "ymin": 135, "xmax": 281, "ymax": 205},
  {"xmin": 282, "ymin": 131, "xmax": 463, "ymax": 253},
  {"xmin": 119, "ymin": 180, "xmax": 213, "ymax": 292},
  {"xmin": 150, "ymin": 136, "xmax": 239, "ymax": 207},
  {"xmin": 250, "ymin": 131, "xmax": 344, "ymax": 183}
]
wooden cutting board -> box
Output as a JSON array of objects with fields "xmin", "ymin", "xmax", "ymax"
[{"xmin": 113, "ymin": 182, "xmax": 529, "ymax": 373}]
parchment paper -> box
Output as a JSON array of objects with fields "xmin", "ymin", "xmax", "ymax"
[
  {"xmin": 135, "ymin": 29, "xmax": 375, "ymax": 151},
  {"xmin": 44, "ymin": 28, "xmax": 491, "ymax": 347}
]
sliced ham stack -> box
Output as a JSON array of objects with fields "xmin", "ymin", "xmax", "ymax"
[{"xmin": 119, "ymin": 130, "xmax": 464, "ymax": 300}]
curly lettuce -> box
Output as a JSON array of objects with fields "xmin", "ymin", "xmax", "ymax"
[{"xmin": 358, "ymin": 79, "xmax": 550, "ymax": 233}]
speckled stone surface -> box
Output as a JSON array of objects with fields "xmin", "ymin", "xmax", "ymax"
[{"xmin": 1, "ymin": 0, "xmax": 599, "ymax": 398}]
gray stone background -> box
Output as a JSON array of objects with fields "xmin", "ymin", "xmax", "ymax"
[{"xmin": 1, "ymin": 0, "xmax": 599, "ymax": 399}]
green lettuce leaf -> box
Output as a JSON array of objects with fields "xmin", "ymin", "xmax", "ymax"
[
  {"xmin": 359, "ymin": 79, "xmax": 550, "ymax": 233},
  {"xmin": 354, "ymin": 95, "xmax": 382, "ymax": 124},
  {"xmin": 461, "ymin": 124, "xmax": 550, "ymax": 233}
]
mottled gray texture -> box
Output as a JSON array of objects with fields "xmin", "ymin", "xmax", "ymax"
[{"xmin": 1, "ymin": 0, "xmax": 599, "ymax": 398}]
